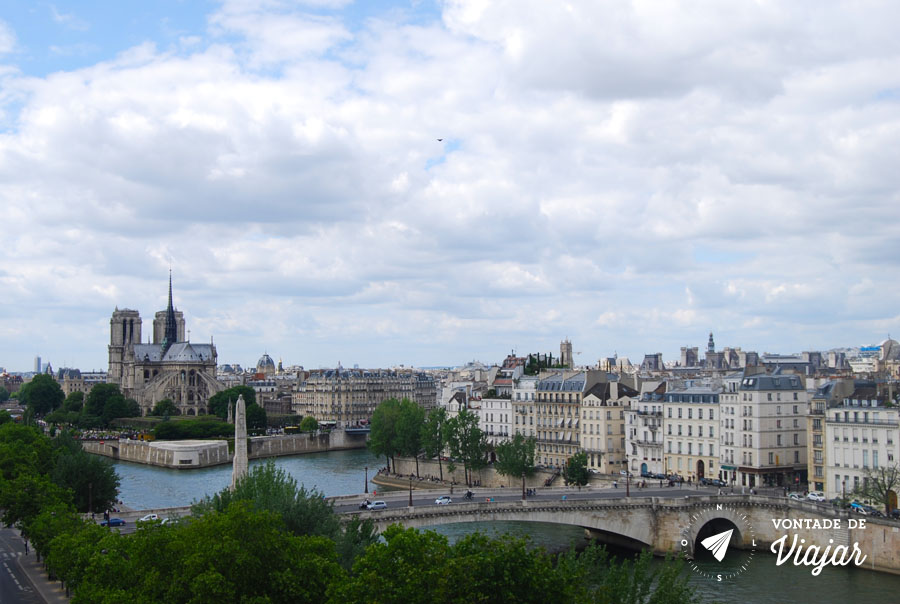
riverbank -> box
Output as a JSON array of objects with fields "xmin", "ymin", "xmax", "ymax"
[{"xmin": 84, "ymin": 430, "xmax": 368, "ymax": 469}]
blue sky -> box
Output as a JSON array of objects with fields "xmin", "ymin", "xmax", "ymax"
[{"xmin": 1, "ymin": 1, "xmax": 900, "ymax": 372}]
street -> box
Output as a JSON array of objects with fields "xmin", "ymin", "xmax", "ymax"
[{"xmin": 0, "ymin": 528, "xmax": 42, "ymax": 604}]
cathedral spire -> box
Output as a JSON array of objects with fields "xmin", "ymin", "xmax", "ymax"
[{"xmin": 162, "ymin": 270, "xmax": 178, "ymax": 353}]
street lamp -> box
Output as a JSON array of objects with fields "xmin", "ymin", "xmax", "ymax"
[
  {"xmin": 842, "ymin": 479, "xmax": 846, "ymax": 501},
  {"xmin": 365, "ymin": 466, "xmax": 368, "ymax": 494},
  {"xmin": 625, "ymin": 452, "xmax": 630, "ymax": 497},
  {"xmin": 409, "ymin": 476, "xmax": 413, "ymax": 507}
]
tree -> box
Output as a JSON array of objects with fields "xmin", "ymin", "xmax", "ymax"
[
  {"xmin": 100, "ymin": 395, "xmax": 138, "ymax": 425},
  {"xmin": 150, "ymin": 399, "xmax": 178, "ymax": 417},
  {"xmin": 368, "ymin": 398, "xmax": 402, "ymax": 472},
  {"xmin": 495, "ymin": 433, "xmax": 537, "ymax": 497},
  {"xmin": 397, "ymin": 399, "xmax": 425, "ymax": 477},
  {"xmin": 246, "ymin": 403, "xmax": 267, "ymax": 434},
  {"xmin": 84, "ymin": 384, "xmax": 123, "ymax": 417},
  {"xmin": 63, "ymin": 391, "xmax": 84, "ymax": 413},
  {"xmin": 421, "ymin": 407, "xmax": 448, "ymax": 481},
  {"xmin": 18, "ymin": 374, "xmax": 65, "ymax": 416},
  {"xmin": 0, "ymin": 410, "xmax": 11, "ymax": 425},
  {"xmin": 855, "ymin": 464, "xmax": 900, "ymax": 515},
  {"xmin": 0, "ymin": 472, "xmax": 72, "ymax": 527},
  {"xmin": 446, "ymin": 408, "xmax": 487, "ymax": 487},
  {"xmin": 51, "ymin": 449, "xmax": 120, "ymax": 514},
  {"xmin": 299, "ymin": 415, "xmax": 319, "ymax": 432},
  {"xmin": 562, "ymin": 451, "xmax": 590, "ymax": 487},
  {"xmin": 0, "ymin": 385, "xmax": 9, "ymax": 403},
  {"xmin": 208, "ymin": 386, "xmax": 256, "ymax": 419}
]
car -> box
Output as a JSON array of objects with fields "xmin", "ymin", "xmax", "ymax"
[
  {"xmin": 100, "ymin": 518, "xmax": 126, "ymax": 527},
  {"xmin": 435, "ymin": 496, "xmax": 452, "ymax": 505},
  {"xmin": 139, "ymin": 513, "xmax": 159, "ymax": 522},
  {"xmin": 619, "ymin": 470, "xmax": 633, "ymax": 477},
  {"xmin": 788, "ymin": 492, "xmax": 803, "ymax": 501},
  {"xmin": 890, "ymin": 508, "xmax": 900, "ymax": 520},
  {"xmin": 709, "ymin": 479, "xmax": 727, "ymax": 487},
  {"xmin": 807, "ymin": 491, "xmax": 826, "ymax": 502},
  {"xmin": 366, "ymin": 500, "xmax": 387, "ymax": 511}
]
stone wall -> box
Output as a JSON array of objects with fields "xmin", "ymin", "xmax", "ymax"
[
  {"xmin": 386, "ymin": 457, "xmax": 562, "ymax": 488},
  {"xmin": 83, "ymin": 430, "xmax": 367, "ymax": 469}
]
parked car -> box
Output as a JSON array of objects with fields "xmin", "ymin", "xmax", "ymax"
[
  {"xmin": 788, "ymin": 492, "xmax": 803, "ymax": 501},
  {"xmin": 435, "ymin": 496, "xmax": 452, "ymax": 505},
  {"xmin": 891, "ymin": 508, "xmax": 900, "ymax": 519},
  {"xmin": 139, "ymin": 513, "xmax": 159, "ymax": 522},
  {"xmin": 619, "ymin": 470, "xmax": 633, "ymax": 477},
  {"xmin": 807, "ymin": 491, "xmax": 826, "ymax": 502},
  {"xmin": 366, "ymin": 500, "xmax": 387, "ymax": 511},
  {"xmin": 100, "ymin": 518, "xmax": 126, "ymax": 527}
]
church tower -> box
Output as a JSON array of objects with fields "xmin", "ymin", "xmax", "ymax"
[{"xmin": 109, "ymin": 308, "xmax": 142, "ymax": 385}]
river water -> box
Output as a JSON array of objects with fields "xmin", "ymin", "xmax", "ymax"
[{"xmin": 111, "ymin": 448, "xmax": 900, "ymax": 603}]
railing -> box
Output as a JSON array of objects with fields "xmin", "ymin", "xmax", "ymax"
[{"xmin": 826, "ymin": 417, "xmax": 899, "ymax": 426}]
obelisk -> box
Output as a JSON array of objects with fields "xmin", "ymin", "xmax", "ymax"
[{"xmin": 231, "ymin": 394, "xmax": 248, "ymax": 489}]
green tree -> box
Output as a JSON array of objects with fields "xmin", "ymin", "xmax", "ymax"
[
  {"xmin": 0, "ymin": 472, "xmax": 72, "ymax": 527},
  {"xmin": 51, "ymin": 450, "xmax": 120, "ymax": 514},
  {"xmin": 495, "ymin": 433, "xmax": 537, "ymax": 497},
  {"xmin": 0, "ymin": 410, "xmax": 11, "ymax": 425},
  {"xmin": 421, "ymin": 407, "xmax": 448, "ymax": 481},
  {"xmin": 246, "ymin": 402, "xmax": 267, "ymax": 434},
  {"xmin": 299, "ymin": 415, "xmax": 319, "ymax": 432},
  {"xmin": 397, "ymin": 399, "xmax": 425, "ymax": 477},
  {"xmin": 368, "ymin": 398, "xmax": 402, "ymax": 472},
  {"xmin": 84, "ymin": 384, "xmax": 122, "ymax": 417},
  {"xmin": 208, "ymin": 386, "xmax": 256, "ymax": 418},
  {"xmin": 562, "ymin": 451, "xmax": 590, "ymax": 487},
  {"xmin": 0, "ymin": 422, "xmax": 55, "ymax": 479},
  {"xmin": 446, "ymin": 408, "xmax": 487, "ymax": 487},
  {"xmin": 100, "ymin": 395, "xmax": 138, "ymax": 425},
  {"xmin": 149, "ymin": 398, "xmax": 178, "ymax": 417},
  {"xmin": 0, "ymin": 385, "xmax": 10, "ymax": 403},
  {"xmin": 63, "ymin": 391, "xmax": 84, "ymax": 413},
  {"xmin": 19, "ymin": 374, "xmax": 65, "ymax": 416}
]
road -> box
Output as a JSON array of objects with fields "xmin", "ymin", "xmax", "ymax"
[
  {"xmin": 333, "ymin": 483, "xmax": 722, "ymax": 514},
  {"xmin": 0, "ymin": 528, "xmax": 41, "ymax": 604}
]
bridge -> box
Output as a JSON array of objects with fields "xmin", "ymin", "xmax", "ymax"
[{"xmin": 343, "ymin": 493, "xmax": 900, "ymax": 573}]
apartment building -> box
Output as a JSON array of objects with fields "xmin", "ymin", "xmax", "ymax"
[
  {"xmin": 292, "ymin": 368, "xmax": 436, "ymax": 426},
  {"xmin": 534, "ymin": 371, "xmax": 603, "ymax": 468},
  {"xmin": 479, "ymin": 397, "xmax": 513, "ymax": 446},
  {"xmin": 824, "ymin": 386, "xmax": 900, "ymax": 501},
  {"xmin": 625, "ymin": 382, "xmax": 666, "ymax": 477},
  {"xmin": 722, "ymin": 371, "xmax": 808, "ymax": 488},
  {"xmin": 581, "ymin": 381, "xmax": 637, "ymax": 474},
  {"xmin": 662, "ymin": 385, "xmax": 720, "ymax": 482},
  {"xmin": 512, "ymin": 375, "xmax": 538, "ymax": 438}
]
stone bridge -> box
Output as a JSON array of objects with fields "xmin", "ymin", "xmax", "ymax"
[{"xmin": 345, "ymin": 495, "xmax": 900, "ymax": 574}]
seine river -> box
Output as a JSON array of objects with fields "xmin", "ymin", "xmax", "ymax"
[{"xmin": 112, "ymin": 448, "xmax": 900, "ymax": 603}]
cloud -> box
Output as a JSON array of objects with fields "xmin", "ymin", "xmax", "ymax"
[
  {"xmin": 2, "ymin": 1, "xmax": 900, "ymax": 369},
  {"xmin": 50, "ymin": 5, "xmax": 90, "ymax": 31},
  {"xmin": 0, "ymin": 20, "xmax": 15, "ymax": 55}
]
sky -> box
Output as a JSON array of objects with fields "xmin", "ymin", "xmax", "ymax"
[{"xmin": 1, "ymin": 1, "xmax": 900, "ymax": 373}]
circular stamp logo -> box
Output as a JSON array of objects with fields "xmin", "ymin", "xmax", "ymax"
[{"xmin": 680, "ymin": 503, "xmax": 758, "ymax": 582}]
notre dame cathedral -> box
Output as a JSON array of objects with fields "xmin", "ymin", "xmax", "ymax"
[{"xmin": 107, "ymin": 274, "xmax": 223, "ymax": 416}]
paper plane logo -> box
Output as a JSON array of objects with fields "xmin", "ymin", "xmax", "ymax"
[{"xmin": 700, "ymin": 529, "xmax": 733, "ymax": 562}]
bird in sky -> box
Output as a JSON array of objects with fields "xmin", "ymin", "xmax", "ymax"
[{"xmin": 437, "ymin": 138, "xmax": 443, "ymax": 141}]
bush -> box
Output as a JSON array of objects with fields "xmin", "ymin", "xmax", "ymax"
[{"xmin": 153, "ymin": 419, "xmax": 233, "ymax": 440}]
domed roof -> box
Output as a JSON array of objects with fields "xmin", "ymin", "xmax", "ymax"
[
  {"xmin": 881, "ymin": 339, "xmax": 900, "ymax": 361},
  {"xmin": 257, "ymin": 353, "xmax": 276, "ymax": 374}
]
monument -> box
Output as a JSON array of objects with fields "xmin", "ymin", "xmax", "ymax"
[{"xmin": 231, "ymin": 394, "xmax": 248, "ymax": 489}]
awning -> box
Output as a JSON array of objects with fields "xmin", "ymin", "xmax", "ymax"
[{"xmin": 720, "ymin": 465, "xmax": 737, "ymax": 471}]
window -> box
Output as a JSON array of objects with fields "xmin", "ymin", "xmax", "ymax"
[
  {"xmin": 793, "ymin": 434, "xmax": 799, "ymax": 445},
  {"xmin": 668, "ymin": 408, "xmax": 672, "ymax": 418},
  {"xmin": 768, "ymin": 452, "xmax": 774, "ymax": 464},
  {"xmin": 777, "ymin": 434, "xmax": 782, "ymax": 446},
  {"xmin": 794, "ymin": 451, "xmax": 799, "ymax": 463},
  {"xmin": 688, "ymin": 409, "xmax": 693, "ymax": 419},
  {"xmin": 698, "ymin": 409, "xmax": 703, "ymax": 419},
  {"xmin": 678, "ymin": 408, "xmax": 683, "ymax": 418},
  {"xmin": 793, "ymin": 405, "xmax": 798, "ymax": 414}
]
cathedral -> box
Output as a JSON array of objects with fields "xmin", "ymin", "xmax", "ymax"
[{"xmin": 107, "ymin": 274, "xmax": 223, "ymax": 416}]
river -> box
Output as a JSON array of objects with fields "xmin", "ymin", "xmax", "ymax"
[{"xmin": 112, "ymin": 449, "xmax": 900, "ymax": 603}]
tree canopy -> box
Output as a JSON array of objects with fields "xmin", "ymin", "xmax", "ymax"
[
  {"xmin": 19, "ymin": 374, "xmax": 65, "ymax": 416},
  {"xmin": 562, "ymin": 451, "xmax": 590, "ymax": 487},
  {"xmin": 149, "ymin": 398, "xmax": 178, "ymax": 417},
  {"xmin": 208, "ymin": 386, "xmax": 256, "ymax": 419},
  {"xmin": 446, "ymin": 407, "xmax": 488, "ymax": 486},
  {"xmin": 299, "ymin": 415, "xmax": 319, "ymax": 432}
]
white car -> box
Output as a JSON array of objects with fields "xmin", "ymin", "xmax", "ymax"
[
  {"xmin": 366, "ymin": 500, "xmax": 387, "ymax": 511},
  {"xmin": 435, "ymin": 496, "xmax": 452, "ymax": 505},
  {"xmin": 139, "ymin": 513, "xmax": 160, "ymax": 522},
  {"xmin": 807, "ymin": 491, "xmax": 826, "ymax": 502}
]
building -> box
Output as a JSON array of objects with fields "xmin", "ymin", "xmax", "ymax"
[
  {"xmin": 292, "ymin": 368, "xmax": 436, "ymax": 426},
  {"xmin": 534, "ymin": 371, "xmax": 606, "ymax": 468},
  {"xmin": 478, "ymin": 397, "xmax": 512, "ymax": 447},
  {"xmin": 107, "ymin": 274, "xmax": 222, "ymax": 416},
  {"xmin": 722, "ymin": 370, "xmax": 808, "ymax": 488},
  {"xmin": 823, "ymin": 386, "xmax": 900, "ymax": 502},
  {"xmin": 511, "ymin": 375, "xmax": 538, "ymax": 438},
  {"xmin": 560, "ymin": 339, "xmax": 574, "ymax": 369},
  {"xmin": 806, "ymin": 379, "xmax": 857, "ymax": 493},
  {"xmin": 582, "ymin": 381, "xmax": 637, "ymax": 474},
  {"xmin": 625, "ymin": 381, "xmax": 666, "ymax": 477},
  {"xmin": 662, "ymin": 385, "xmax": 720, "ymax": 482},
  {"xmin": 55, "ymin": 368, "xmax": 107, "ymax": 397}
]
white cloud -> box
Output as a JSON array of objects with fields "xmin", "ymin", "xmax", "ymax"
[
  {"xmin": 2, "ymin": 1, "xmax": 900, "ymax": 370},
  {"xmin": 0, "ymin": 20, "xmax": 15, "ymax": 54}
]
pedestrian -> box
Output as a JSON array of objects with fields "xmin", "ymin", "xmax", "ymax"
[
  {"xmin": 613, "ymin": 480, "xmax": 618, "ymax": 489},
  {"xmin": 24, "ymin": 541, "xmax": 28, "ymax": 555}
]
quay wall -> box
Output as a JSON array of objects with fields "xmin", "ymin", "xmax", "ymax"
[{"xmin": 83, "ymin": 430, "xmax": 367, "ymax": 469}]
